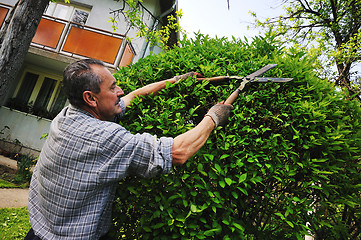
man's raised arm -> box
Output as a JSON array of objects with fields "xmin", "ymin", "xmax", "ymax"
[{"xmin": 121, "ymin": 72, "xmax": 200, "ymax": 108}]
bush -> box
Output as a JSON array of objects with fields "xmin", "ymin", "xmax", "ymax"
[
  {"xmin": 109, "ymin": 33, "xmax": 361, "ymax": 239},
  {"xmin": 15, "ymin": 154, "xmax": 35, "ymax": 184}
]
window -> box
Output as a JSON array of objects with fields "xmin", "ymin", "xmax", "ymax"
[
  {"xmin": 45, "ymin": 2, "xmax": 90, "ymax": 25},
  {"xmin": 7, "ymin": 69, "xmax": 67, "ymax": 119},
  {"xmin": 33, "ymin": 77, "xmax": 57, "ymax": 111},
  {"xmin": 49, "ymin": 86, "xmax": 67, "ymax": 116},
  {"xmin": 15, "ymin": 72, "xmax": 38, "ymax": 105}
]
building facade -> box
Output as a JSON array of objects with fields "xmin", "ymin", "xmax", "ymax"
[{"xmin": 0, "ymin": 0, "xmax": 177, "ymax": 156}]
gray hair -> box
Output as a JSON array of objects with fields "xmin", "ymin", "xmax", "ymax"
[{"xmin": 62, "ymin": 58, "xmax": 105, "ymax": 108}]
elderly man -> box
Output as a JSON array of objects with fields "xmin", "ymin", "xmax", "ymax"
[{"xmin": 26, "ymin": 58, "xmax": 232, "ymax": 240}]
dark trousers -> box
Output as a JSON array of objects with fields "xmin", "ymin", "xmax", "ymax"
[{"xmin": 24, "ymin": 228, "xmax": 41, "ymax": 240}]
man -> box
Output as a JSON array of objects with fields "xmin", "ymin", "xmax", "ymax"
[{"xmin": 26, "ymin": 58, "xmax": 232, "ymax": 239}]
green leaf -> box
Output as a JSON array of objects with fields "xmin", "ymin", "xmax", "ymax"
[
  {"xmin": 274, "ymin": 212, "xmax": 284, "ymax": 220},
  {"xmin": 225, "ymin": 178, "xmax": 233, "ymax": 186},
  {"xmin": 127, "ymin": 186, "xmax": 138, "ymax": 195},
  {"xmin": 204, "ymin": 230, "xmax": 215, "ymax": 236},
  {"xmin": 214, "ymin": 163, "xmax": 222, "ymax": 173},
  {"xmin": 232, "ymin": 222, "xmax": 245, "ymax": 232},
  {"xmin": 239, "ymin": 173, "xmax": 247, "ymax": 183},
  {"xmin": 222, "ymin": 219, "xmax": 230, "ymax": 225},
  {"xmin": 190, "ymin": 204, "xmax": 197, "ymax": 213},
  {"xmin": 231, "ymin": 191, "xmax": 239, "ymax": 199},
  {"xmin": 286, "ymin": 221, "xmax": 294, "ymax": 228},
  {"xmin": 237, "ymin": 187, "xmax": 248, "ymax": 196},
  {"xmin": 152, "ymin": 222, "xmax": 165, "ymax": 229},
  {"xmin": 220, "ymin": 154, "xmax": 230, "ymax": 160}
]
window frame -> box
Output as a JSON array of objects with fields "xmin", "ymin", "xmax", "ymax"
[
  {"xmin": 13, "ymin": 66, "xmax": 64, "ymax": 114},
  {"xmin": 44, "ymin": 1, "xmax": 91, "ymax": 25}
]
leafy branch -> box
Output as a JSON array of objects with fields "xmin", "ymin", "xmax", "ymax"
[
  {"xmin": 110, "ymin": 0, "xmax": 183, "ymax": 50},
  {"xmin": 252, "ymin": 0, "xmax": 361, "ymax": 101}
]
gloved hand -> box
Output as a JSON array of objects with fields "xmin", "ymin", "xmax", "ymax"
[
  {"xmin": 205, "ymin": 102, "xmax": 233, "ymax": 127},
  {"xmin": 173, "ymin": 72, "xmax": 202, "ymax": 82}
]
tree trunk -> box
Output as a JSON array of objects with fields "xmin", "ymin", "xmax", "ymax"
[
  {"xmin": 0, "ymin": 0, "xmax": 49, "ymax": 105},
  {"xmin": 336, "ymin": 60, "xmax": 361, "ymax": 101}
]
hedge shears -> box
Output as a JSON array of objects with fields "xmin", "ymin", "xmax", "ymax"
[{"xmin": 196, "ymin": 64, "xmax": 293, "ymax": 104}]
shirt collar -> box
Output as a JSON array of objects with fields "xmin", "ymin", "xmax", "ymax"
[{"xmin": 67, "ymin": 104, "xmax": 96, "ymax": 119}]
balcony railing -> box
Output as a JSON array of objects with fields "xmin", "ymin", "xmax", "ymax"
[
  {"xmin": 0, "ymin": 4, "xmax": 9, "ymax": 29},
  {"xmin": 0, "ymin": 4, "xmax": 135, "ymax": 69}
]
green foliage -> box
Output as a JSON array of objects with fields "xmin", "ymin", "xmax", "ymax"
[
  {"xmin": 0, "ymin": 207, "xmax": 31, "ymax": 240},
  {"xmin": 111, "ymin": 0, "xmax": 183, "ymax": 50},
  {"xmin": 0, "ymin": 179, "xmax": 18, "ymax": 188},
  {"xmin": 109, "ymin": 33, "xmax": 361, "ymax": 239},
  {"xmin": 15, "ymin": 154, "xmax": 36, "ymax": 184}
]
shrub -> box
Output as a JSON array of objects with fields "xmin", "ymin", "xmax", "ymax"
[
  {"xmin": 15, "ymin": 154, "xmax": 35, "ymax": 184},
  {"xmin": 109, "ymin": 33, "xmax": 361, "ymax": 239}
]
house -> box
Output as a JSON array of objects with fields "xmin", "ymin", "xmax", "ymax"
[{"xmin": 0, "ymin": 0, "xmax": 178, "ymax": 156}]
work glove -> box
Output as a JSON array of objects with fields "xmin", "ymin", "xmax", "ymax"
[
  {"xmin": 174, "ymin": 72, "xmax": 202, "ymax": 82},
  {"xmin": 205, "ymin": 102, "xmax": 233, "ymax": 127}
]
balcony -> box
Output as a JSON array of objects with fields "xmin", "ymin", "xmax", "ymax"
[{"xmin": 0, "ymin": 3, "xmax": 135, "ymax": 69}]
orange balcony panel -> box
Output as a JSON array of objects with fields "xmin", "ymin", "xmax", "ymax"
[
  {"xmin": 32, "ymin": 18, "xmax": 65, "ymax": 49},
  {"xmin": 119, "ymin": 43, "xmax": 134, "ymax": 67},
  {"xmin": 62, "ymin": 27, "xmax": 123, "ymax": 64},
  {"xmin": 0, "ymin": 7, "xmax": 9, "ymax": 28}
]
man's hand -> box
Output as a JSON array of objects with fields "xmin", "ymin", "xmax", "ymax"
[
  {"xmin": 205, "ymin": 102, "xmax": 233, "ymax": 127},
  {"xmin": 174, "ymin": 72, "xmax": 203, "ymax": 82}
]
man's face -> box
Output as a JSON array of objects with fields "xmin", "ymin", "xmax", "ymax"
[{"xmin": 90, "ymin": 65, "xmax": 124, "ymax": 121}]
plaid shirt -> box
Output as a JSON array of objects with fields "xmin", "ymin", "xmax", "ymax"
[{"xmin": 28, "ymin": 102, "xmax": 173, "ymax": 239}]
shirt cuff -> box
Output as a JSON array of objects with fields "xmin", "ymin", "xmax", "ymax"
[
  {"xmin": 148, "ymin": 136, "xmax": 173, "ymax": 177},
  {"xmin": 119, "ymin": 99, "xmax": 126, "ymax": 118}
]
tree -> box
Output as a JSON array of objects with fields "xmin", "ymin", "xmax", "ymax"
[
  {"xmin": 253, "ymin": 0, "xmax": 361, "ymax": 101},
  {"xmin": 0, "ymin": 0, "xmax": 49, "ymax": 105},
  {"xmin": 106, "ymin": 33, "xmax": 361, "ymax": 239}
]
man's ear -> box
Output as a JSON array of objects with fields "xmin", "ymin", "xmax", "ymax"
[{"xmin": 83, "ymin": 91, "xmax": 97, "ymax": 108}]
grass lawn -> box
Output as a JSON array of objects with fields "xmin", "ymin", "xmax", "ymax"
[
  {"xmin": 0, "ymin": 157, "xmax": 32, "ymax": 239},
  {"xmin": 0, "ymin": 179, "xmax": 28, "ymax": 189},
  {"xmin": 0, "ymin": 179, "xmax": 19, "ymax": 188},
  {"xmin": 0, "ymin": 164, "xmax": 29, "ymax": 189},
  {"xmin": 0, "ymin": 207, "xmax": 30, "ymax": 240}
]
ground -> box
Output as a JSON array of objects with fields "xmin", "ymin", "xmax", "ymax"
[
  {"xmin": 0, "ymin": 156, "xmax": 29, "ymax": 208},
  {"xmin": 0, "ymin": 165, "xmax": 17, "ymax": 184}
]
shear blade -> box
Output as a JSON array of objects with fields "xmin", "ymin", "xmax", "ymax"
[{"xmin": 252, "ymin": 77, "xmax": 293, "ymax": 82}]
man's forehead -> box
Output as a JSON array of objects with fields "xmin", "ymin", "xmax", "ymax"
[{"xmin": 90, "ymin": 64, "xmax": 114, "ymax": 82}]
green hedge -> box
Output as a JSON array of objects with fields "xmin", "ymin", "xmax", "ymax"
[{"xmin": 109, "ymin": 33, "xmax": 361, "ymax": 239}]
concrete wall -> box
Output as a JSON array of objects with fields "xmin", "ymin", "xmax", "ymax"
[
  {"xmin": 0, "ymin": 107, "xmax": 50, "ymax": 154},
  {"xmin": 0, "ymin": 0, "xmax": 14, "ymax": 6}
]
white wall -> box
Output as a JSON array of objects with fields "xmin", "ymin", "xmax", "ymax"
[
  {"xmin": 0, "ymin": 0, "xmax": 15, "ymax": 6},
  {"xmin": 0, "ymin": 107, "xmax": 50, "ymax": 152}
]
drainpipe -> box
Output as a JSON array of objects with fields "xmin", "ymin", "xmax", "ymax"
[{"xmin": 140, "ymin": 0, "xmax": 177, "ymax": 58}]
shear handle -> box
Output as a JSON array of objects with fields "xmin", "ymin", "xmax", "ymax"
[
  {"xmin": 224, "ymin": 79, "xmax": 250, "ymax": 105},
  {"xmin": 196, "ymin": 76, "xmax": 230, "ymax": 82}
]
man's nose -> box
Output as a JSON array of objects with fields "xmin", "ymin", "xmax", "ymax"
[{"xmin": 116, "ymin": 86, "xmax": 124, "ymax": 96}]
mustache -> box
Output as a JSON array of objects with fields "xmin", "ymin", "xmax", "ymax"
[{"xmin": 115, "ymin": 97, "xmax": 121, "ymax": 106}]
